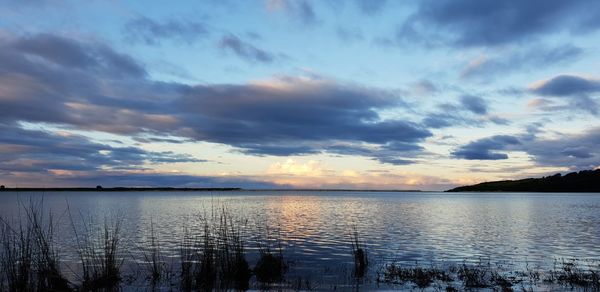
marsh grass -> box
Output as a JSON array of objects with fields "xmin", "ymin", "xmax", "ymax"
[
  {"xmin": 544, "ymin": 259, "xmax": 600, "ymax": 290},
  {"xmin": 378, "ymin": 259, "xmax": 600, "ymax": 291},
  {"xmin": 349, "ymin": 226, "xmax": 368, "ymax": 279},
  {"xmin": 139, "ymin": 220, "xmax": 168, "ymax": 287},
  {"xmin": 456, "ymin": 261, "xmax": 492, "ymax": 288},
  {"xmin": 254, "ymin": 228, "xmax": 287, "ymax": 287},
  {"xmin": 68, "ymin": 208, "xmax": 124, "ymax": 291},
  {"xmin": 215, "ymin": 212, "xmax": 251, "ymax": 290},
  {"xmin": 0, "ymin": 199, "xmax": 70, "ymax": 291},
  {"xmin": 179, "ymin": 208, "xmax": 253, "ymax": 291},
  {"xmin": 378, "ymin": 263, "xmax": 452, "ymax": 288},
  {"xmin": 179, "ymin": 226, "xmax": 194, "ymax": 291}
]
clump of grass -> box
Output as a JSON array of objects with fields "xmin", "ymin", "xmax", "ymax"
[
  {"xmin": 457, "ymin": 262, "xmax": 491, "ymax": 288},
  {"xmin": 0, "ymin": 215, "xmax": 35, "ymax": 291},
  {"xmin": 179, "ymin": 227, "xmax": 194, "ymax": 291},
  {"xmin": 544, "ymin": 259, "xmax": 600, "ymax": 290},
  {"xmin": 140, "ymin": 220, "xmax": 166, "ymax": 287},
  {"xmin": 0, "ymin": 199, "xmax": 71, "ymax": 291},
  {"xmin": 254, "ymin": 229, "xmax": 287, "ymax": 285},
  {"xmin": 254, "ymin": 248, "xmax": 286, "ymax": 284},
  {"xmin": 69, "ymin": 209, "xmax": 124, "ymax": 291},
  {"xmin": 195, "ymin": 222, "xmax": 216, "ymax": 291},
  {"xmin": 378, "ymin": 263, "xmax": 452, "ymax": 288},
  {"xmin": 350, "ymin": 226, "xmax": 368, "ymax": 279},
  {"xmin": 490, "ymin": 270, "xmax": 517, "ymax": 291},
  {"xmin": 215, "ymin": 212, "xmax": 251, "ymax": 290},
  {"xmin": 179, "ymin": 209, "xmax": 252, "ymax": 291},
  {"xmin": 289, "ymin": 276, "xmax": 314, "ymax": 291}
]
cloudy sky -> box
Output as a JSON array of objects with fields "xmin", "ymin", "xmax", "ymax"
[{"xmin": 1, "ymin": 0, "xmax": 599, "ymax": 190}]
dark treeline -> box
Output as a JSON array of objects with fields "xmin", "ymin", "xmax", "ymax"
[{"xmin": 447, "ymin": 169, "xmax": 600, "ymax": 192}]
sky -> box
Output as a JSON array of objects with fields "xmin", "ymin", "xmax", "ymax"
[{"xmin": 0, "ymin": 0, "xmax": 599, "ymax": 190}]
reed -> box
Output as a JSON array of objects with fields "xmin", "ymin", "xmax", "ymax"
[
  {"xmin": 140, "ymin": 220, "xmax": 165, "ymax": 286},
  {"xmin": 378, "ymin": 263, "xmax": 452, "ymax": 288},
  {"xmin": 349, "ymin": 226, "xmax": 368, "ymax": 279},
  {"xmin": 0, "ymin": 199, "xmax": 70, "ymax": 291},
  {"xmin": 68, "ymin": 209, "xmax": 123, "ymax": 291},
  {"xmin": 254, "ymin": 226, "xmax": 287, "ymax": 287},
  {"xmin": 179, "ymin": 209, "xmax": 252, "ymax": 291}
]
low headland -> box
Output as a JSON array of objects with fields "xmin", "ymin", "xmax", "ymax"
[{"xmin": 447, "ymin": 169, "xmax": 600, "ymax": 192}]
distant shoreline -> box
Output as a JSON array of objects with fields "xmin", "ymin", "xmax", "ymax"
[{"xmin": 0, "ymin": 187, "xmax": 422, "ymax": 192}]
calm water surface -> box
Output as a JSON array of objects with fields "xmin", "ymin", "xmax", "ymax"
[{"xmin": 1, "ymin": 191, "xmax": 599, "ymax": 287}]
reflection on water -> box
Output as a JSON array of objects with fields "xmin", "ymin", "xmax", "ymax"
[{"xmin": 1, "ymin": 191, "xmax": 599, "ymax": 286}]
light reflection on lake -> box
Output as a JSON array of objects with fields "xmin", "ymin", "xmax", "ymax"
[{"xmin": 1, "ymin": 191, "xmax": 599, "ymax": 287}]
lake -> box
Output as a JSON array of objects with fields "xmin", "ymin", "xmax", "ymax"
[{"xmin": 1, "ymin": 191, "xmax": 599, "ymax": 290}]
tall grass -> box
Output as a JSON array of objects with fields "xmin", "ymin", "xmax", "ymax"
[
  {"xmin": 0, "ymin": 199, "xmax": 70, "ymax": 291},
  {"xmin": 140, "ymin": 220, "xmax": 166, "ymax": 286},
  {"xmin": 254, "ymin": 227, "xmax": 287, "ymax": 286},
  {"xmin": 68, "ymin": 208, "xmax": 123, "ymax": 291},
  {"xmin": 350, "ymin": 226, "xmax": 368, "ymax": 279},
  {"xmin": 179, "ymin": 209, "xmax": 252, "ymax": 291}
]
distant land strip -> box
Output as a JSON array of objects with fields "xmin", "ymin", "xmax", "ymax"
[
  {"xmin": 0, "ymin": 187, "xmax": 242, "ymax": 192},
  {"xmin": 0, "ymin": 187, "xmax": 421, "ymax": 192},
  {"xmin": 446, "ymin": 169, "xmax": 600, "ymax": 192}
]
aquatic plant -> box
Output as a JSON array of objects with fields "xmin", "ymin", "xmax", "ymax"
[
  {"xmin": 140, "ymin": 220, "xmax": 166, "ymax": 286},
  {"xmin": 350, "ymin": 226, "xmax": 368, "ymax": 279},
  {"xmin": 544, "ymin": 259, "xmax": 600, "ymax": 290},
  {"xmin": 0, "ymin": 200, "xmax": 70, "ymax": 292},
  {"xmin": 215, "ymin": 212, "xmax": 251, "ymax": 290},
  {"xmin": 179, "ymin": 209, "xmax": 252, "ymax": 291},
  {"xmin": 69, "ymin": 209, "xmax": 123, "ymax": 291},
  {"xmin": 378, "ymin": 263, "xmax": 452, "ymax": 288},
  {"xmin": 457, "ymin": 262, "xmax": 492, "ymax": 288},
  {"xmin": 254, "ymin": 227, "xmax": 287, "ymax": 286}
]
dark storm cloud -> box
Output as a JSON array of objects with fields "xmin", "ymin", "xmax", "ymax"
[
  {"xmin": 326, "ymin": 142, "xmax": 423, "ymax": 165},
  {"xmin": 399, "ymin": 0, "xmax": 600, "ymax": 47},
  {"xmin": 453, "ymin": 127, "xmax": 600, "ymax": 169},
  {"xmin": 0, "ymin": 123, "xmax": 204, "ymax": 174},
  {"xmin": 530, "ymin": 75, "xmax": 600, "ymax": 96},
  {"xmin": 422, "ymin": 97, "xmax": 504, "ymax": 129},
  {"xmin": 12, "ymin": 33, "xmax": 146, "ymax": 77},
  {"xmin": 218, "ymin": 34, "xmax": 276, "ymax": 63},
  {"xmin": 123, "ymin": 16, "xmax": 209, "ymax": 45},
  {"xmin": 176, "ymin": 78, "xmax": 431, "ymax": 154},
  {"xmin": 528, "ymin": 74, "xmax": 600, "ymax": 115},
  {"xmin": 523, "ymin": 128, "xmax": 600, "ymax": 169},
  {"xmin": 452, "ymin": 135, "xmax": 520, "ymax": 160},
  {"xmin": 0, "ymin": 33, "xmax": 430, "ymax": 163},
  {"xmin": 0, "ymin": 125, "xmax": 275, "ymax": 189},
  {"xmin": 460, "ymin": 95, "xmax": 487, "ymax": 115}
]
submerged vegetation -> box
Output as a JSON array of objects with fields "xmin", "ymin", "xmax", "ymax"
[{"xmin": 1, "ymin": 200, "xmax": 599, "ymax": 291}]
